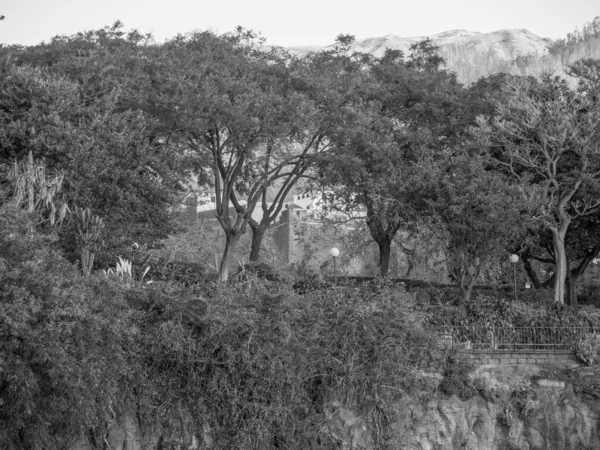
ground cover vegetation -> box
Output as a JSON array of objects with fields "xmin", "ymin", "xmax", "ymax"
[{"xmin": 1, "ymin": 20, "xmax": 600, "ymax": 448}]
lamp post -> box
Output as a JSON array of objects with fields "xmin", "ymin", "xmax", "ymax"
[
  {"xmin": 509, "ymin": 254, "xmax": 519, "ymax": 302},
  {"xmin": 329, "ymin": 247, "xmax": 340, "ymax": 285}
]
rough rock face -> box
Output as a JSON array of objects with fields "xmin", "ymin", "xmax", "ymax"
[
  {"xmin": 72, "ymin": 365, "xmax": 600, "ymax": 450},
  {"xmin": 86, "ymin": 385, "xmax": 598, "ymax": 450},
  {"xmin": 349, "ymin": 29, "xmax": 551, "ymax": 60},
  {"xmin": 328, "ymin": 389, "xmax": 599, "ymax": 450}
]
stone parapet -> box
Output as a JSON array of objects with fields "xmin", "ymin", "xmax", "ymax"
[{"xmin": 459, "ymin": 350, "xmax": 581, "ymax": 367}]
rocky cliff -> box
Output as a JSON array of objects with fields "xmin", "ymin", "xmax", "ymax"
[
  {"xmin": 319, "ymin": 362, "xmax": 600, "ymax": 449},
  {"xmin": 77, "ymin": 362, "xmax": 600, "ymax": 449},
  {"xmin": 329, "ymin": 386, "xmax": 599, "ymax": 449}
]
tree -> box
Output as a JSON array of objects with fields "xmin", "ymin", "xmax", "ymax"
[
  {"xmin": 0, "ymin": 61, "xmax": 182, "ymax": 266},
  {"xmin": 0, "ymin": 157, "xmax": 141, "ymax": 449},
  {"xmin": 148, "ymin": 30, "xmax": 326, "ymax": 281},
  {"xmin": 473, "ymin": 74, "xmax": 600, "ymax": 303},
  {"xmin": 520, "ymin": 208, "xmax": 600, "ymax": 306},
  {"xmin": 318, "ymin": 39, "xmax": 467, "ymax": 276},
  {"xmin": 435, "ymin": 153, "xmax": 534, "ymax": 301},
  {"xmin": 232, "ymin": 52, "xmax": 331, "ymax": 263}
]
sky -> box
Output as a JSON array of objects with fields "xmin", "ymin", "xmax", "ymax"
[{"xmin": 0, "ymin": 0, "xmax": 598, "ymax": 48}]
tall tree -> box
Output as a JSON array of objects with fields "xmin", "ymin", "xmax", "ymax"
[
  {"xmin": 520, "ymin": 209, "xmax": 600, "ymax": 306},
  {"xmin": 0, "ymin": 61, "xmax": 182, "ymax": 266},
  {"xmin": 0, "ymin": 22, "xmax": 189, "ymax": 265},
  {"xmin": 318, "ymin": 39, "xmax": 467, "ymax": 276},
  {"xmin": 435, "ymin": 153, "xmax": 534, "ymax": 301},
  {"xmin": 473, "ymin": 73, "xmax": 600, "ymax": 303},
  {"xmin": 232, "ymin": 52, "xmax": 331, "ymax": 263},
  {"xmin": 150, "ymin": 29, "xmax": 324, "ymax": 281}
]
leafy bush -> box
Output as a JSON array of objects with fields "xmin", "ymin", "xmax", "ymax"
[
  {"xmin": 518, "ymin": 287, "xmax": 554, "ymax": 304},
  {"xmin": 412, "ymin": 284, "xmax": 463, "ymax": 306},
  {"xmin": 573, "ymin": 333, "xmax": 600, "ymax": 366},
  {"xmin": 499, "ymin": 381, "xmax": 538, "ymax": 427},
  {"xmin": 0, "ymin": 207, "xmax": 141, "ymax": 449},
  {"xmin": 138, "ymin": 283, "xmax": 442, "ymax": 448},
  {"xmin": 438, "ymin": 353, "xmax": 476, "ymax": 400},
  {"xmin": 233, "ymin": 261, "xmax": 286, "ymax": 283},
  {"xmin": 0, "ymin": 205, "xmax": 446, "ymax": 448},
  {"xmin": 425, "ymin": 292, "xmax": 600, "ymax": 329},
  {"xmin": 292, "ymin": 273, "xmax": 332, "ymax": 294}
]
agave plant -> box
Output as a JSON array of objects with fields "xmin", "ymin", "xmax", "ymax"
[
  {"xmin": 138, "ymin": 250, "xmax": 175, "ymax": 280},
  {"xmin": 7, "ymin": 151, "xmax": 69, "ymax": 226},
  {"xmin": 75, "ymin": 207, "xmax": 105, "ymax": 276}
]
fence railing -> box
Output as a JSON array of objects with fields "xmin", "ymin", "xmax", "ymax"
[{"xmin": 433, "ymin": 326, "xmax": 600, "ymax": 351}]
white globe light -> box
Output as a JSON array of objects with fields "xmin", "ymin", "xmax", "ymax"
[
  {"xmin": 509, "ymin": 254, "xmax": 519, "ymax": 264},
  {"xmin": 329, "ymin": 247, "xmax": 340, "ymax": 258}
]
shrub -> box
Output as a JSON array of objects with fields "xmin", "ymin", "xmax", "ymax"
[
  {"xmin": 138, "ymin": 283, "xmax": 442, "ymax": 448},
  {"xmin": 0, "ymin": 207, "xmax": 446, "ymax": 448},
  {"xmin": 573, "ymin": 333, "xmax": 600, "ymax": 366},
  {"xmin": 499, "ymin": 381, "xmax": 538, "ymax": 427},
  {"xmin": 518, "ymin": 287, "xmax": 554, "ymax": 304},
  {"xmin": 438, "ymin": 353, "xmax": 475, "ymax": 400},
  {"xmin": 233, "ymin": 261, "xmax": 288, "ymax": 283},
  {"xmin": 425, "ymin": 291, "xmax": 600, "ymax": 330},
  {"xmin": 0, "ymin": 208, "xmax": 141, "ymax": 449},
  {"xmin": 292, "ymin": 273, "xmax": 331, "ymax": 294}
]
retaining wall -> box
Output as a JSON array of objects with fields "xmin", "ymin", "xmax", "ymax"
[{"xmin": 460, "ymin": 350, "xmax": 581, "ymax": 366}]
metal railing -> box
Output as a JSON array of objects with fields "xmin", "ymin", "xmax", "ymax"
[{"xmin": 434, "ymin": 326, "xmax": 600, "ymax": 351}]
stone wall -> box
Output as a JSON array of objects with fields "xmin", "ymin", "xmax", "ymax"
[
  {"xmin": 178, "ymin": 198, "xmax": 450, "ymax": 280},
  {"xmin": 269, "ymin": 206, "xmax": 449, "ymax": 280},
  {"xmin": 465, "ymin": 350, "xmax": 581, "ymax": 367}
]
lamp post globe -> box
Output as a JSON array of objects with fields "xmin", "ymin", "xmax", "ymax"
[
  {"xmin": 509, "ymin": 254, "xmax": 519, "ymax": 264},
  {"xmin": 329, "ymin": 247, "xmax": 340, "ymax": 285}
]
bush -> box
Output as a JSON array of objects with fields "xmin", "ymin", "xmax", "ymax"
[
  {"xmin": 0, "ymin": 207, "xmax": 141, "ymax": 449},
  {"xmin": 573, "ymin": 333, "xmax": 600, "ymax": 366},
  {"xmin": 233, "ymin": 261, "xmax": 287, "ymax": 283},
  {"xmin": 518, "ymin": 287, "xmax": 554, "ymax": 304},
  {"xmin": 138, "ymin": 283, "xmax": 442, "ymax": 448},
  {"xmin": 425, "ymin": 292, "xmax": 600, "ymax": 329},
  {"xmin": 0, "ymin": 207, "xmax": 446, "ymax": 448},
  {"xmin": 438, "ymin": 353, "xmax": 475, "ymax": 400},
  {"xmin": 498, "ymin": 381, "xmax": 538, "ymax": 427},
  {"xmin": 292, "ymin": 273, "xmax": 332, "ymax": 294}
]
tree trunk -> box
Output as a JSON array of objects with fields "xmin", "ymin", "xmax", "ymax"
[
  {"xmin": 522, "ymin": 252, "xmax": 555, "ymax": 289},
  {"xmin": 249, "ymin": 223, "xmax": 268, "ymax": 262},
  {"xmin": 522, "ymin": 252, "xmax": 543, "ymax": 289},
  {"xmin": 377, "ymin": 237, "xmax": 392, "ymax": 277},
  {"xmin": 460, "ymin": 284, "xmax": 473, "ymax": 302},
  {"xmin": 551, "ymin": 227, "xmax": 567, "ymax": 304},
  {"xmin": 458, "ymin": 262, "xmax": 480, "ymax": 302},
  {"xmin": 365, "ymin": 208, "xmax": 400, "ymax": 278},
  {"xmin": 566, "ymin": 272, "xmax": 578, "ymax": 308},
  {"xmin": 566, "ymin": 245, "xmax": 600, "ymax": 308},
  {"xmin": 218, "ymin": 232, "xmax": 241, "ymax": 283}
]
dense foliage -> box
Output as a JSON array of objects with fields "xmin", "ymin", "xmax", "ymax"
[
  {"xmin": 1, "ymin": 18, "xmax": 600, "ymax": 449},
  {"xmin": 0, "ymin": 204, "xmax": 443, "ymax": 449},
  {"xmin": 0, "ymin": 60, "xmax": 183, "ymax": 266},
  {"xmin": 0, "ymin": 205, "xmax": 141, "ymax": 448}
]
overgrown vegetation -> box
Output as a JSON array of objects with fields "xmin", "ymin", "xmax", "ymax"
[
  {"xmin": 0, "ymin": 205, "xmax": 446, "ymax": 448},
  {"xmin": 1, "ymin": 16, "xmax": 600, "ymax": 450},
  {"xmin": 423, "ymin": 288, "xmax": 600, "ymax": 329}
]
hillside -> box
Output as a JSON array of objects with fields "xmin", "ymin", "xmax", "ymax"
[{"xmin": 283, "ymin": 17, "xmax": 600, "ymax": 85}]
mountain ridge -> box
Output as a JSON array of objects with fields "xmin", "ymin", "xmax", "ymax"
[{"xmin": 276, "ymin": 22, "xmax": 600, "ymax": 85}]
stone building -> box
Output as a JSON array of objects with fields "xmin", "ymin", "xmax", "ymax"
[{"xmin": 179, "ymin": 193, "xmax": 448, "ymax": 281}]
